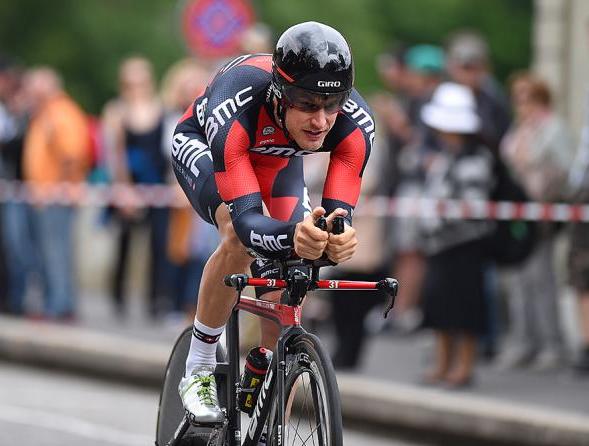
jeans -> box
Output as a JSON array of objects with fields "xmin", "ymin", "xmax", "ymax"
[
  {"xmin": 32, "ymin": 205, "xmax": 76, "ymax": 318},
  {"xmin": 1, "ymin": 202, "xmax": 36, "ymax": 314},
  {"xmin": 170, "ymin": 257, "xmax": 207, "ymax": 313}
]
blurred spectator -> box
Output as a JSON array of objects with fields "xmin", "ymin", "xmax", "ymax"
[
  {"xmin": 375, "ymin": 45, "xmax": 445, "ymax": 333},
  {"xmin": 403, "ymin": 44, "xmax": 445, "ymax": 127},
  {"xmin": 0, "ymin": 57, "xmax": 34, "ymax": 315},
  {"xmin": 446, "ymin": 30, "xmax": 511, "ymax": 152},
  {"xmin": 369, "ymin": 92, "xmax": 422, "ymax": 333},
  {"xmin": 239, "ymin": 22, "xmax": 274, "ymax": 54},
  {"xmin": 0, "ymin": 241, "xmax": 5, "ymax": 312},
  {"xmin": 446, "ymin": 30, "xmax": 512, "ymax": 361},
  {"xmin": 376, "ymin": 44, "xmax": 410, "ymax": 103},
  {"xmin": 497, "ymin": 73, "xmax": 574, "ymax": 370},
  {"xmin": 160, "ymin": 58, "xmax": 210, "ymax": 154},
  {"xmin": 374, "ymin": 44, "xmax": 444, "ymax": 196},
  {"xmin": 0, "ymin": 55, "xmax": 14, "ymax": 312},
  {"xmin": 374, "ymin": 45, "xmax": 413, "ymax": 197},
  {"xmin": 567, "ymin": 90, "xmax": 589, "ymax": 374},
  {"xmin": 101, "ymin": 56, "xmax": 172, "ymax": 319},
  {"xmin": 167, "ymin": 197, "xmax": 220, "ymax": 320},
  {"xmin": 418, "ymin": 83, "xmax": 495, "ymax": 388},
  {"xmin": 22, "ymin": 66, "xmax": 91, "ymax": 320},
  {"xmin": 327, "ymin": 98, "xmax": 388, "ymax": 369},
  {"xmin": 160, "ymin": 58, "xmax": 216, "ymax": 319}
]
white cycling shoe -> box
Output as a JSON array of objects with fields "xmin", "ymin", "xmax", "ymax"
[{"xmin": 179, "ymin": 365, "xmax": 225, "ymax": 425}]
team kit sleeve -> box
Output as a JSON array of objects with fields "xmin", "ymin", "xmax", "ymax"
[
  {"xmin": 205, "ymin": 70, "xmax": 298, "ymax": 259},
  {"xmin": 321, "ymin": 93, "xmax": 374, "ymax": 226}
]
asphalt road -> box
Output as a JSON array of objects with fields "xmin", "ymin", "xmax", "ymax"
[{"xmin": 0, "ymin": 361, "xmax": 430, "ymax": 446}]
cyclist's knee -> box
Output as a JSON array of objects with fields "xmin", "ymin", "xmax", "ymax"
[
  {"xmin": 261, "ymin": 290, "xmax": 281, "ymax": 303},
  {"xmin": 217, "ymin": 218, "xmax": 250, "ymax": 262}
]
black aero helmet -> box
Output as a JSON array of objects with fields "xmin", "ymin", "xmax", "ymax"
[{"xmin": 272, "ymin": 22, "xmax": 354, "ymax": 114}]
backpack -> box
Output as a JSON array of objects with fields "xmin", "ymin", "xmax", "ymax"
[{"xmin": 484, "ymin": 158, "xmax": 538, "ymax": 266}]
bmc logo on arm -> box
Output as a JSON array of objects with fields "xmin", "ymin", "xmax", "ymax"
[
  {"xmin": 250, "ymin": 230, "xmax": 290, "ymax": 252},
  {"xmin": 317, "ymin": 81, "xmax": 341, "ymax": 87}
]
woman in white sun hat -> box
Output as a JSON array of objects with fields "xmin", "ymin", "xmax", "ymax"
[{"xmin": 418, "ymin": 82, "xmax": 496, "ymax": 388}]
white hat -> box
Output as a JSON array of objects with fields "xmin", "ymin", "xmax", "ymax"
[{"xmin": 421, "ymin": 82, "xmax": 481, "ymax": 134}]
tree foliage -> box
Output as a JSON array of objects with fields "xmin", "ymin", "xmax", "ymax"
[{"xmin": 0, "ymin": 0, "xmax": 532, "ymax": 113}]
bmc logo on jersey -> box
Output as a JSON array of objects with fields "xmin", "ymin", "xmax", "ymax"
[
  {"xmin": 205, "ymin": 86, "xmax": 253, "ymax": 142},
  {"xmin": 250, "ymin": 146, "xmax": 313, "ymax": 157},
  {"xmin": 317, "ymin": 80, "xmax": 341, "ymax": 88},
  {"xmin": 250, "ymin": 230, "xmax": 290, "ymax": 252},
  {"xmin": 343, "ymin": 98, "xmax": 376, "ymax": 149}
]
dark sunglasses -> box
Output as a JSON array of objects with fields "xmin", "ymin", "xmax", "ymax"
[{"xmin": 283, "ymin": 85, "xmax": 351, "ymax": 114}]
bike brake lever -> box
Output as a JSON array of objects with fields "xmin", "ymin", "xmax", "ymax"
[{"xmin": 377, "ymin": 278, "xmax": 399, "ymax": 319}]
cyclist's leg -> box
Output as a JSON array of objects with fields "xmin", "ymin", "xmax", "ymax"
[
  {"xmin": 173, "ymin": 130, "xmax": 251, "ymax": 424},
  {"xmin": 173, "ymin": 131, "xmax": 253, "ymax": 365},
  {"xmin": 254, "ymin": 157, "xmax": 311, "ymax": 349},
  {"xmin": 196, "ymin": 206, "xmax": 252, "ymax": 327}
]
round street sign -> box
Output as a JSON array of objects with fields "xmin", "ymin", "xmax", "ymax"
[{"xmin": 182, "ymin": 0, "xmax": 255, "ymax": 58}]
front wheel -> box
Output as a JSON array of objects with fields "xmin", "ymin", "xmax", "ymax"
[{"xmin": 268, "ymin": 332, "xmax": 343, "ymax": 446}]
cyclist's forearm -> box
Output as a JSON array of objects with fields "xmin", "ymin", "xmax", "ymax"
[
  {"xmin": 230, "ymin": 205, "xmax": 296, "ymax": 259},
  {"xmin": 321, "ymin": 197, "xmax": 354, "ymax": 226}
]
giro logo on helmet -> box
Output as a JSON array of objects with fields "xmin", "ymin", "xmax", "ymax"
[{"xmin": 317, "ymin": 81, "xmax": 341, "ymax": 87}]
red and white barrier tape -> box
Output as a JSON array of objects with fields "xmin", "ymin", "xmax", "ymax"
[
  {"xmin": 359, "ymin": 196, "xmax": 589, "ymax": 222},
  {"xmin": 0, "ymin": 180, "xmax": 186, "ymax": 209},
  {"xmin": 1, "ymin": 180, "xmax": 589, "ymax": 222}
]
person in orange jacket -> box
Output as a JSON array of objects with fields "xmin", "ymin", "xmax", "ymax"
[{"xmin": 23, "ymin": 66, "xmax": 91, "ymax": 320}]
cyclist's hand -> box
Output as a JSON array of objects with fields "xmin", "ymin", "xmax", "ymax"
[
  {"xmin": 294, "ymin": 207, "xmax": 329, "ymax": 260},
  {"xmin": 325, "ymin": 208, "xmax": 357, "ymax": 263}
]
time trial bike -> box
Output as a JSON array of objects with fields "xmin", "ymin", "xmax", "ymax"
[{"xmin": 156, "ymin": 216, "xmax": 398, "ymax": 446}]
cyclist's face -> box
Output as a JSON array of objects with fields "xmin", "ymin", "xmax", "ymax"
[
  {"xmin": 282, "ymin": 87, "xmax": 348, "ymax": 150},
  {"xmin": 284, "ymin": 104, "xmax": 339, "ymax": 151}
]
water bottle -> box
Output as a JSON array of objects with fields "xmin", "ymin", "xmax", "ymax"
[{"xmin": 238, "ymin": 347, "xmax": 273, "ymax": 416}]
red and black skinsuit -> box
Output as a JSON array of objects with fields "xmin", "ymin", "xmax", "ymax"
[{"xmin": 172, "ymin": 54, "xmax": 375, "ymax": 262}]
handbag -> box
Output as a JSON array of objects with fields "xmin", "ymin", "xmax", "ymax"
[{"xmin": 484, "ymin": 158, "xmax": 538, "ymax": 266}]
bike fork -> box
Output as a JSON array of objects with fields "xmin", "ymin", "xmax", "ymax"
[
  {"xmin": 276, "ymin": 338, "xmax": 286, "ymax": 445},
  {"xmin": 226, "ymin": 309, "xmax": 242, "ymax": 446},
  {"xmin": 164, "ymin": 415, "xmax": 191, "ymax": 446}
]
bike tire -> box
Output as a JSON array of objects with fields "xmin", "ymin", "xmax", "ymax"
[
  {"xmin": 156, "ymin": 327, "xmax": 227, "ymax": 446},
  {"xmin": 267, "ymin": 332, "xmax": 343, "ymax": 446}
]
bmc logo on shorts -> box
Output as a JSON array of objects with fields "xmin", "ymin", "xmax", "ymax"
[
  {"xmin": 317, "ymin": 80, "xmax": 341, "ymax": 87},
  {"xmin": 250, "ymin": 230, "xmax": 290, "ymax": 252}
]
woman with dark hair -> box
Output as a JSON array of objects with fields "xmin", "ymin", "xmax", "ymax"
[{"xmin": 101, "ymin": 57, "xmax": 171, "ymax": 319}]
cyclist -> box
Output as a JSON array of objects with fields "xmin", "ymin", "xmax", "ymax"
[{"xmin": 172, "ymin": 21, "xmax": 375, "ymax": 425}]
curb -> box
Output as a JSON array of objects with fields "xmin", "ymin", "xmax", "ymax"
[
  {"xmin": 0, "ymin": 316, "xmax": 168, "ymax": 385},
  {"xmin": 1, "ymin": 316, "xmax": 588, "ymax": 446},
  {"xmin": 338, "ymin": 374, "xmax": 589, "ymax": 446}
]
